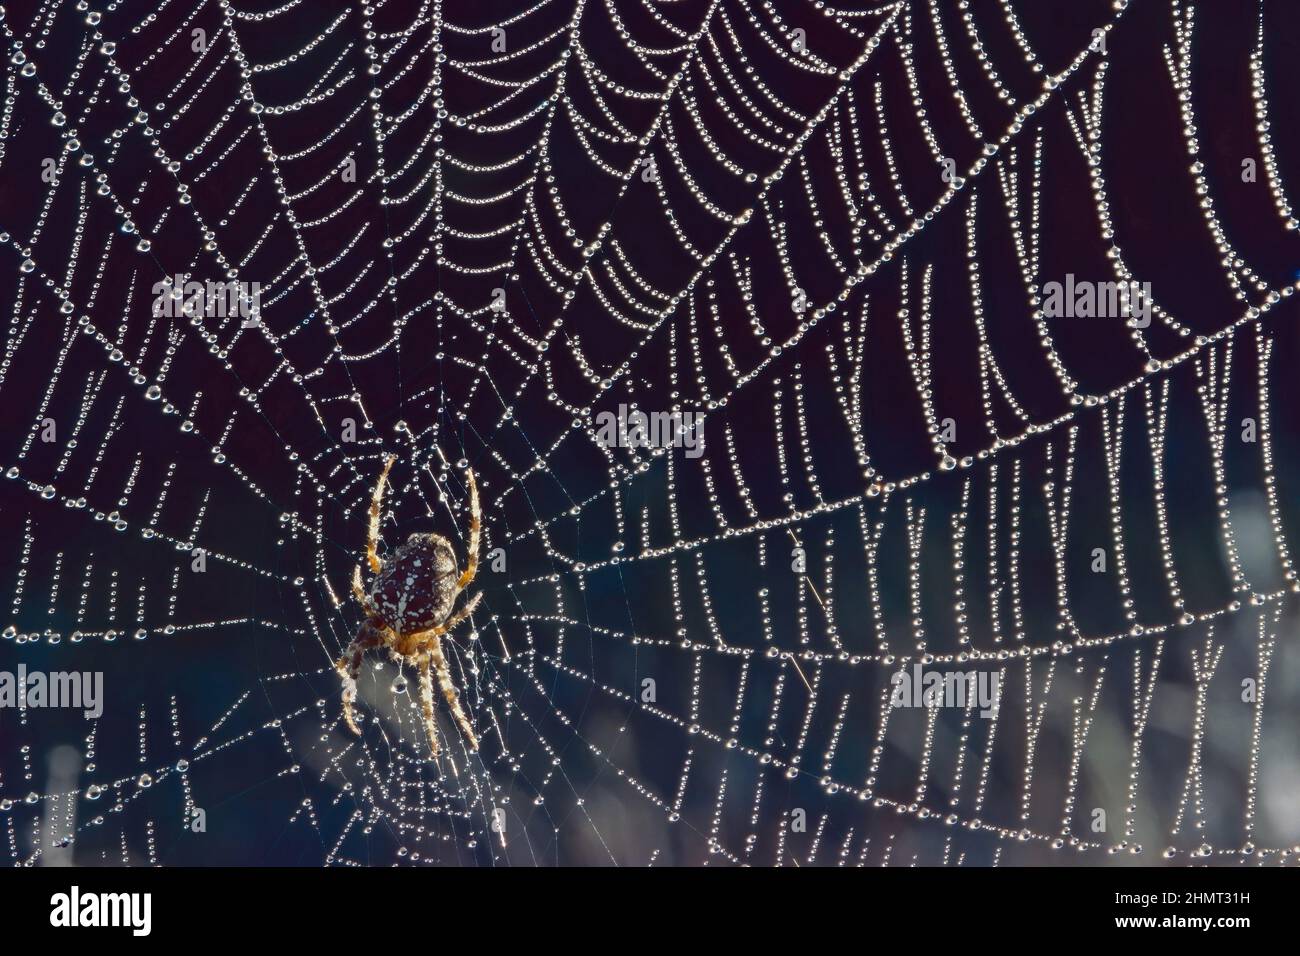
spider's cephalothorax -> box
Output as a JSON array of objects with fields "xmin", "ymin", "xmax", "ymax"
[{"xmin": 336, "ymin": 457, "xmax": 483, "ymax": 755}]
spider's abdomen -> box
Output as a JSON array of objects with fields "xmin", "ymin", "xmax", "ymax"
[{"xmin": 370, "ymin": 533, "xmax": 459, "ymax": 634}]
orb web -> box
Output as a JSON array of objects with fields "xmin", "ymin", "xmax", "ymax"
[{"xmin": 2, "ymin": 0, "xmax": 1300, "ymax": 866}]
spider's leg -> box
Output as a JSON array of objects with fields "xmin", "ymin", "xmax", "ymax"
[
  {"xmin": 408, "ymin": 600, "xmax": 482, "ymax": 751},
  {"xmin": 416, "ymin": 652, "xmax": 441, "ymax": 756},
  {"xmin": 352, "ymin": 564, "xmax": 380, "ymax": 619},
  {"xmin": 336, "ymin": 625, "xmax": 382, "ymax": 736},
  {"xmin": 429, "ymin": 589, "xmax": 483, "ymax": 637},
  {"xmin": 455, "ymin": 469, "xmax": 480, "ymax": 592},
  {"xmin": 426, "ymin": 633, "xmax": 479, "ymax": 751},
  {"xmin": 366, "ymin": 455, "xmax": 396, "ymax": 574}
]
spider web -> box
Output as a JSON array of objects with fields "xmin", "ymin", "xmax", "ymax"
[{"xmin": 3, "ymin": 0, "xmax": 1300, "ymax": 866}]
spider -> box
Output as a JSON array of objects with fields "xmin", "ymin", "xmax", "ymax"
[{"xmin": 336, "ymin": 456, "xmax": 483, "ymax": 755}]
